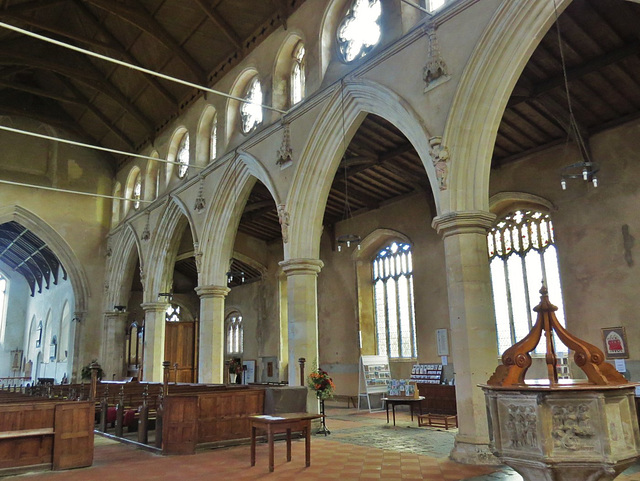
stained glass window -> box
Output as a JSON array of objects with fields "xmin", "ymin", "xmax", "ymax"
[
  {"xmin": 165, "ymin": 304, "xmax": 181, "ymax": 323},
  {"xmin": 373, "ymin": 242, "xmax": 417, "ymax": 359},
  {"xmin": 488, "ymin": 210, "xmax": 567, "ymax": 355},
  {"xmin": 226, "ymin": 313, "xmax": 243, "ymax": 355},
  {"xmin": 337, "ymin": 0, "xmax": 382, "ymax": 63},
  {"xmin": 133, "ymin": 172, "xmax": 142, "ymax": 210},
  {"xmin": 241, "ymin": 77, "xmax": 263, "ymax": 133},
  {"xmin": 291, "ymin": 42, "xmax": 305, "ymax": 105},
  {"xmin": 177, "ymin": 133, "xmax": 189, "ymax": 178}
]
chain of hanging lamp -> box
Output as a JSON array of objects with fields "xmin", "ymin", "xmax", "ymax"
[{"xmin": 554, "ymin": 0, "xmax": 599, "ymax": 190}]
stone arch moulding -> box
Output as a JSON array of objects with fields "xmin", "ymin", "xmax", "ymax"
[
  {"xmin": 442, "ymin": 0, "xmax": 572, "ymax": 215},
  {"xmin": 286, "ymin": 78, "xmax": 435, "ymax": 260},
  {"xmin": 165, "ymin": 126, "xmax": 189, "ymax": 187},
  {"xmin": 353, "ymin": 228, "xmax": 412, "ymax": 261},
  {"xmin": 200, "ymin": 151, "xmax": 281, "ymax": 287},
  {"xmin": 226, "ymin": 67, "xmax": 260, "ymax": 145},
  {"xmin": 0, "ymin": 205, "xmax": 90, "ymax": 316},
  {"xmin": 489, "ymin": 192, "xmax": 556, "ymax": 220},
  {"xmin": 123, "ymin": 165, "xmax": 142, "ymax": 218},
  {"xmin": 144, "ymin": 196, "xmax": 197, "ymax": 303},
  {"xmin": 104, "ymin": 223, "xmax": 143, "ymax": 311}
]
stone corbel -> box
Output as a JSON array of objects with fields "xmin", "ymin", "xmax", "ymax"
[
  {"xmin": 428, "ymin": 136, "xmax": 450, "ymax": 191},
  {"xmin": 276, "ymin": 121, "xmax": 293, "ymax": 169},
  {"xmin": 423, "ymin": 26, "xmax": 450, "ymax": 92}
]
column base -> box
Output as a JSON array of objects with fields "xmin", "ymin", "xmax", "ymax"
[{"xmin": 450, "ymin": 440, "xmax": 500, "ymax": 466}]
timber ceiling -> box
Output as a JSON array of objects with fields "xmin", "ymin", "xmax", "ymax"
[{"xmin": 0, "ymin": 0, "xmax": 306, "ymax": 166}]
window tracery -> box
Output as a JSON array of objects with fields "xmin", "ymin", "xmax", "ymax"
[
  {"xmin": 133, "ymin": 172, "xmax": 142, "ymax": 210},
  {"xmin": 210, "ymin": 113, "xmax": 218, "ymax": 162},
  {"xmin": 291, "ymin": 42, "xmax": 306, "ymax": 105},
  {"xmin": 241, "ymin": 77, "xmax": 263, "ymax": 133},
  {"xmin": 177, "ymin": 133, "xmax": 190, "ymax": 178},
  {"xmin": 165, "ymin": 304, "xmax": 181, "ymax": 323},
  {"xmin": 488, "ymin": 210, "xmax": 567, "ymax": 355},
  {"xmin": 337, "ymin": 0, "xmax": 382, "ymax": 63},
  {"xmin": 373, "ymin": 242, "xmax": 417, "ymax": 359},
  {"xmin": 226, "ymin": 312, "xmax": 243, "ymax": 355}
]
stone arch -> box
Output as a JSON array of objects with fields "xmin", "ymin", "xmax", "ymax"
[
  {"xmin": 0, "ymin": 205, "xmax": 90, "ymax": 316},
  {"xmin": 226, "ymin": 67, "xmax": 260, "ymax": 145},
  {"xmin": 104, "ymin": 223, "xmax": 142, "ymax": 310},
  {"xmin": 196, "ymin": 105, "xmax": 218, "ymax": 167},
  {"xmin": 273, "ymin": 32, "xmax": 306, "ymax": 110},
  {"xmin": 442, "ymin": 0, "xmax": 572, "ymax": 214},
  {"xmin": 489, "ymin": 192, "xmax": 555, "ymax": 219},
  {"xmin": 200, "ymin": 151, "xmax": 279, "ymax": 286},
  {"xmin": 144, "ymin": 151, "xmax": 160, "ymax": 201},
  {"xmin": 165, "ymin": 127, "xmax": 189, "ymax": 188},
  {"xmin": 145, "ymin": 197, "xmax": 198, "ymax": 302},
  {"xmin": 287, "ymin": 78, "xmax": 435, "ymax": 260}
]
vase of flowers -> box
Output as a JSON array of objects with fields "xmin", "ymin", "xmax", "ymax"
[
  {"xmin": 228, "ymin": 358, "xmax": 243, "ymax": 384},
  {"xmin": 307, "ymin": 367, "xmax": 335, "ymax": 400}
]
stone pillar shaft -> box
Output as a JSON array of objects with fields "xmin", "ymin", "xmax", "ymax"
[
  {"xmin": 141, "ymin": 302, "xmax": 169, "ymax": 382},
  {"xmin": 195, "ymin": 285, "xmax": 229, "ymax": 384},
  {"xmin": 432, "ymin": 211, "xmax": 498, "ymax": 464},
  {"xmin": 280, "ymin": 258, "xmax": 323, "ymax": 413},
  {"xmin": 102, "ymin": 311, "xmax": 128, "ymax": 380}
]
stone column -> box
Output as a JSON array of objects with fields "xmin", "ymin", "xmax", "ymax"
[
  {"xmin": 195, "ymin": 285, "xmax": 229, "ymax": 384},
  {"xmin": 102, "ymin": 310, "xmax": 128, "ymax": 380},
  {"xmin": 140, "ymin": 302, "xmax": 169, "ymax": 382},
  {"xmin": 431, "ymin": 211, "xmax": 499, "ymax": 465},
  {"xmin": 279, "ymin": 258, "xmax": 323, "ymax": 413}
]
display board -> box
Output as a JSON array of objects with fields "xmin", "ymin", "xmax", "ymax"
[
  {"xmin": 410, "ymin": 363, "xmax": 443, "ymax": 384},
  {"xmin": 358, "ymin": 355, "xmax": 390, "ymax": 412}
]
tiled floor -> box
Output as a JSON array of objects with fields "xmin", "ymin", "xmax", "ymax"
[{"xmin": 8, "ymin": 403, "xmax": 640, "ymax": 480}]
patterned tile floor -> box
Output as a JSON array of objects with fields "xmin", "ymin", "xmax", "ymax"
[{"xmin": 7, "ymin": 402, "xmax": 640, "ymax": 480}]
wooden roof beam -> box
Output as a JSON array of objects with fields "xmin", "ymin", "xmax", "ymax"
[
  {"xmin": 193, "ymin": 0, "xmax": 242, "ymax": 49},
  {"xmin": 83, "ymin": 0, "xmax": 207, "ymax": 83}
]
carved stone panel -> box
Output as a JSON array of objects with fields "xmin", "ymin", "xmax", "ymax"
[
  {"xmin": 497, "ymin": 397, "xmax": 542, "ymax": 455},
  {"xmin": 547, "ymin": 398, "xmax": 601, "ymax": 457}
]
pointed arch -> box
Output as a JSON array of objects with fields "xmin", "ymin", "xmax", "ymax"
[
  {"xmin": 0, "ymin": 205, "xmax": 90, "ymax": 316},
  {"xmin": 273, "ymin": 32, "xmax": 306, "ymax": 110},
  {"xmin": 165, "ymin": 126, "xmax": 189, "ymax": 187},
  {"xmin": 200, "ymin": 151, "xmax": 280, "ymax": 286},
  {"xmin": 196, "ymin": 105, "xmax": 218, "ymax": 167},
  {"xmin": 287, "ymin": 78, "xmax": 435, "ymax": 259},
  {"xmin": 145, "ymin": 197, "xmax": 198, "ymax": 302},
  {"xmin": 124, "ymin": 166, "xmax": 142, "ymax": 217},
  {"xmin": 104, "ymin": 223, "xmax": 143, "ymax": 309},
  {"xmin": 226, "ymin": 67, "xmax": 260, "ymax": 144},
  {"xmin": 442, "ymin": 0, "xmax": 572, "ymax": 214},
  {"xmin": 144, "ymin": 151, "xmax": 161, "ymax": 201}
]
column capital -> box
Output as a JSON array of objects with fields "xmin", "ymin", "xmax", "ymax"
[
  {"xmin": 140, "ymin": 302, "xmax": 170, "ymax": 313},
  {"xmin": 195, "ymin": 285, "xmax": 230, "ymax": 298},
  {"xmin": 432, "ymin": 210, "xmax": 496, "ymax": 238},
  {"xmin": 279, "ymin": 258, "xmax": 324, "ymax": 276}
]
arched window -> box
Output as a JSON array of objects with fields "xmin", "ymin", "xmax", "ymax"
[
  {"xmin": 165, "ymin": 304, "xmax": 182, "ymax": 323},
  {"xmin": 133, "ymin": 172, "xmax": 142, "ymax": 210},
  {"xmin": 487, "ymin": 210, "xmax": 567, "ymax": 355},
  {"xmin": 373, "ymin": 242, "xmax": 417, "ymax": 359},
  {"xmin": 225, "ymin": 312, "xmax": 243, "ymax": 356},
  {"xmin": 240, "ymin": 77, "xmax": 263, "ymax": 133},
  {"xmin": 177, "ymin": 132, "xmax": 190, "ymax": 178},
  {"xmin": 210, "ymin": 113, "xmax": 218, "ymax": 162},
  {"xmin": 428, "ymin": 0, "xmax": 446, "ymax": 12},
  {"xmin": 337, "ymin": 0, "xmax": 382, "ymax": 63},
  {"xmin": 0, "ymin": 273, "xmax": 6, "ymax": 343},
  {"xmin": 291, "ymin": 42, "xmax": 306, "ymax": 105}
]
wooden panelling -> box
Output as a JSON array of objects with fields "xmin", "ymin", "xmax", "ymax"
[
  {"xmin": 162, "ymin": 396, "xmax": 198, "ymax": 455},
  {"xmin": 52, "ymin": 402, "xmax": 94, "ymax": 470},
  {"xmin": 417, "ymin": 384, "xmax": 457, "ymax": 415},
  {"xmin": 197, "ymin": 389, "xmax": 264, "ymax": 443}
]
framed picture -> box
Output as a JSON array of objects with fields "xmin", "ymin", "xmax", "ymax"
[
  {"xmin": 601, "ymin": 327, "xmax": 629, "ymax": 359},
  {"xmin": 10, "ymin": 350, "xmax": 22, "ymax": 371}
]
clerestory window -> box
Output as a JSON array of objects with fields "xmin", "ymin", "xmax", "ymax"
[
  {"xmin": 291, "ymin": 42, "xmax": 306, "ymax": 105},
  {"xmin": 210, "ymin": 113, "xmax": 218, "ymax": 162},
  {"xmin": 337, "ymin": 0, "xmax": 382, "ymax": 63},
  {"xmin": 177, "ymin": 133, "xmax": 190, "ymax": 178},
  {"xmin": 133, "ymin": 172, "xmax": 142, "ymax": 210},
  {"xmin": 241, "ymin": 77, "xmax": 263, "ymax": 134},
  {"xmin": 373, "ymin": 242, "xmax": 417, "ymax": 359},
  {"xmin": 487, "ymin": 210, "xmax": 567, "ymax": 355}
]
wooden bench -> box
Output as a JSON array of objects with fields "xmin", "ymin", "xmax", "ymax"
[
  {"xmin": 417, "ymin": 413, "xmax": 458, "ymax": 429},
  {"xmin": 332, "ymin": 394, "xmax": 358, "ymax": 408}
]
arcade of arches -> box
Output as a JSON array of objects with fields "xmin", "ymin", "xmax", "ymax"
[{"xmin": 1, "ymin": 0, "xmax": 639, "ymax": 465}]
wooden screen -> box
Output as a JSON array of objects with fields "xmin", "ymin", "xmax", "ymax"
[{"xmin": 53, "ymin": 401, "xmax": 94, "ymax": 470}]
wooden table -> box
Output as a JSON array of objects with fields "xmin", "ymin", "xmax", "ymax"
[
  {"xmin": 382, "ymin": 396, "xmax": 425, "ymax": 426},
  {"xmin": 250, "ymin": 413, "xmax": 322, "ymax": 472}
]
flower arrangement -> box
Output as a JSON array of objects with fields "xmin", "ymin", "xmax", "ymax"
[
  {"xmin": 228, "ymin": 358, "xmax": 243, "ymax": 375},
  {"xmin": 307, "ymin": 367, "xmax": 335, "ymax": 400}
]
